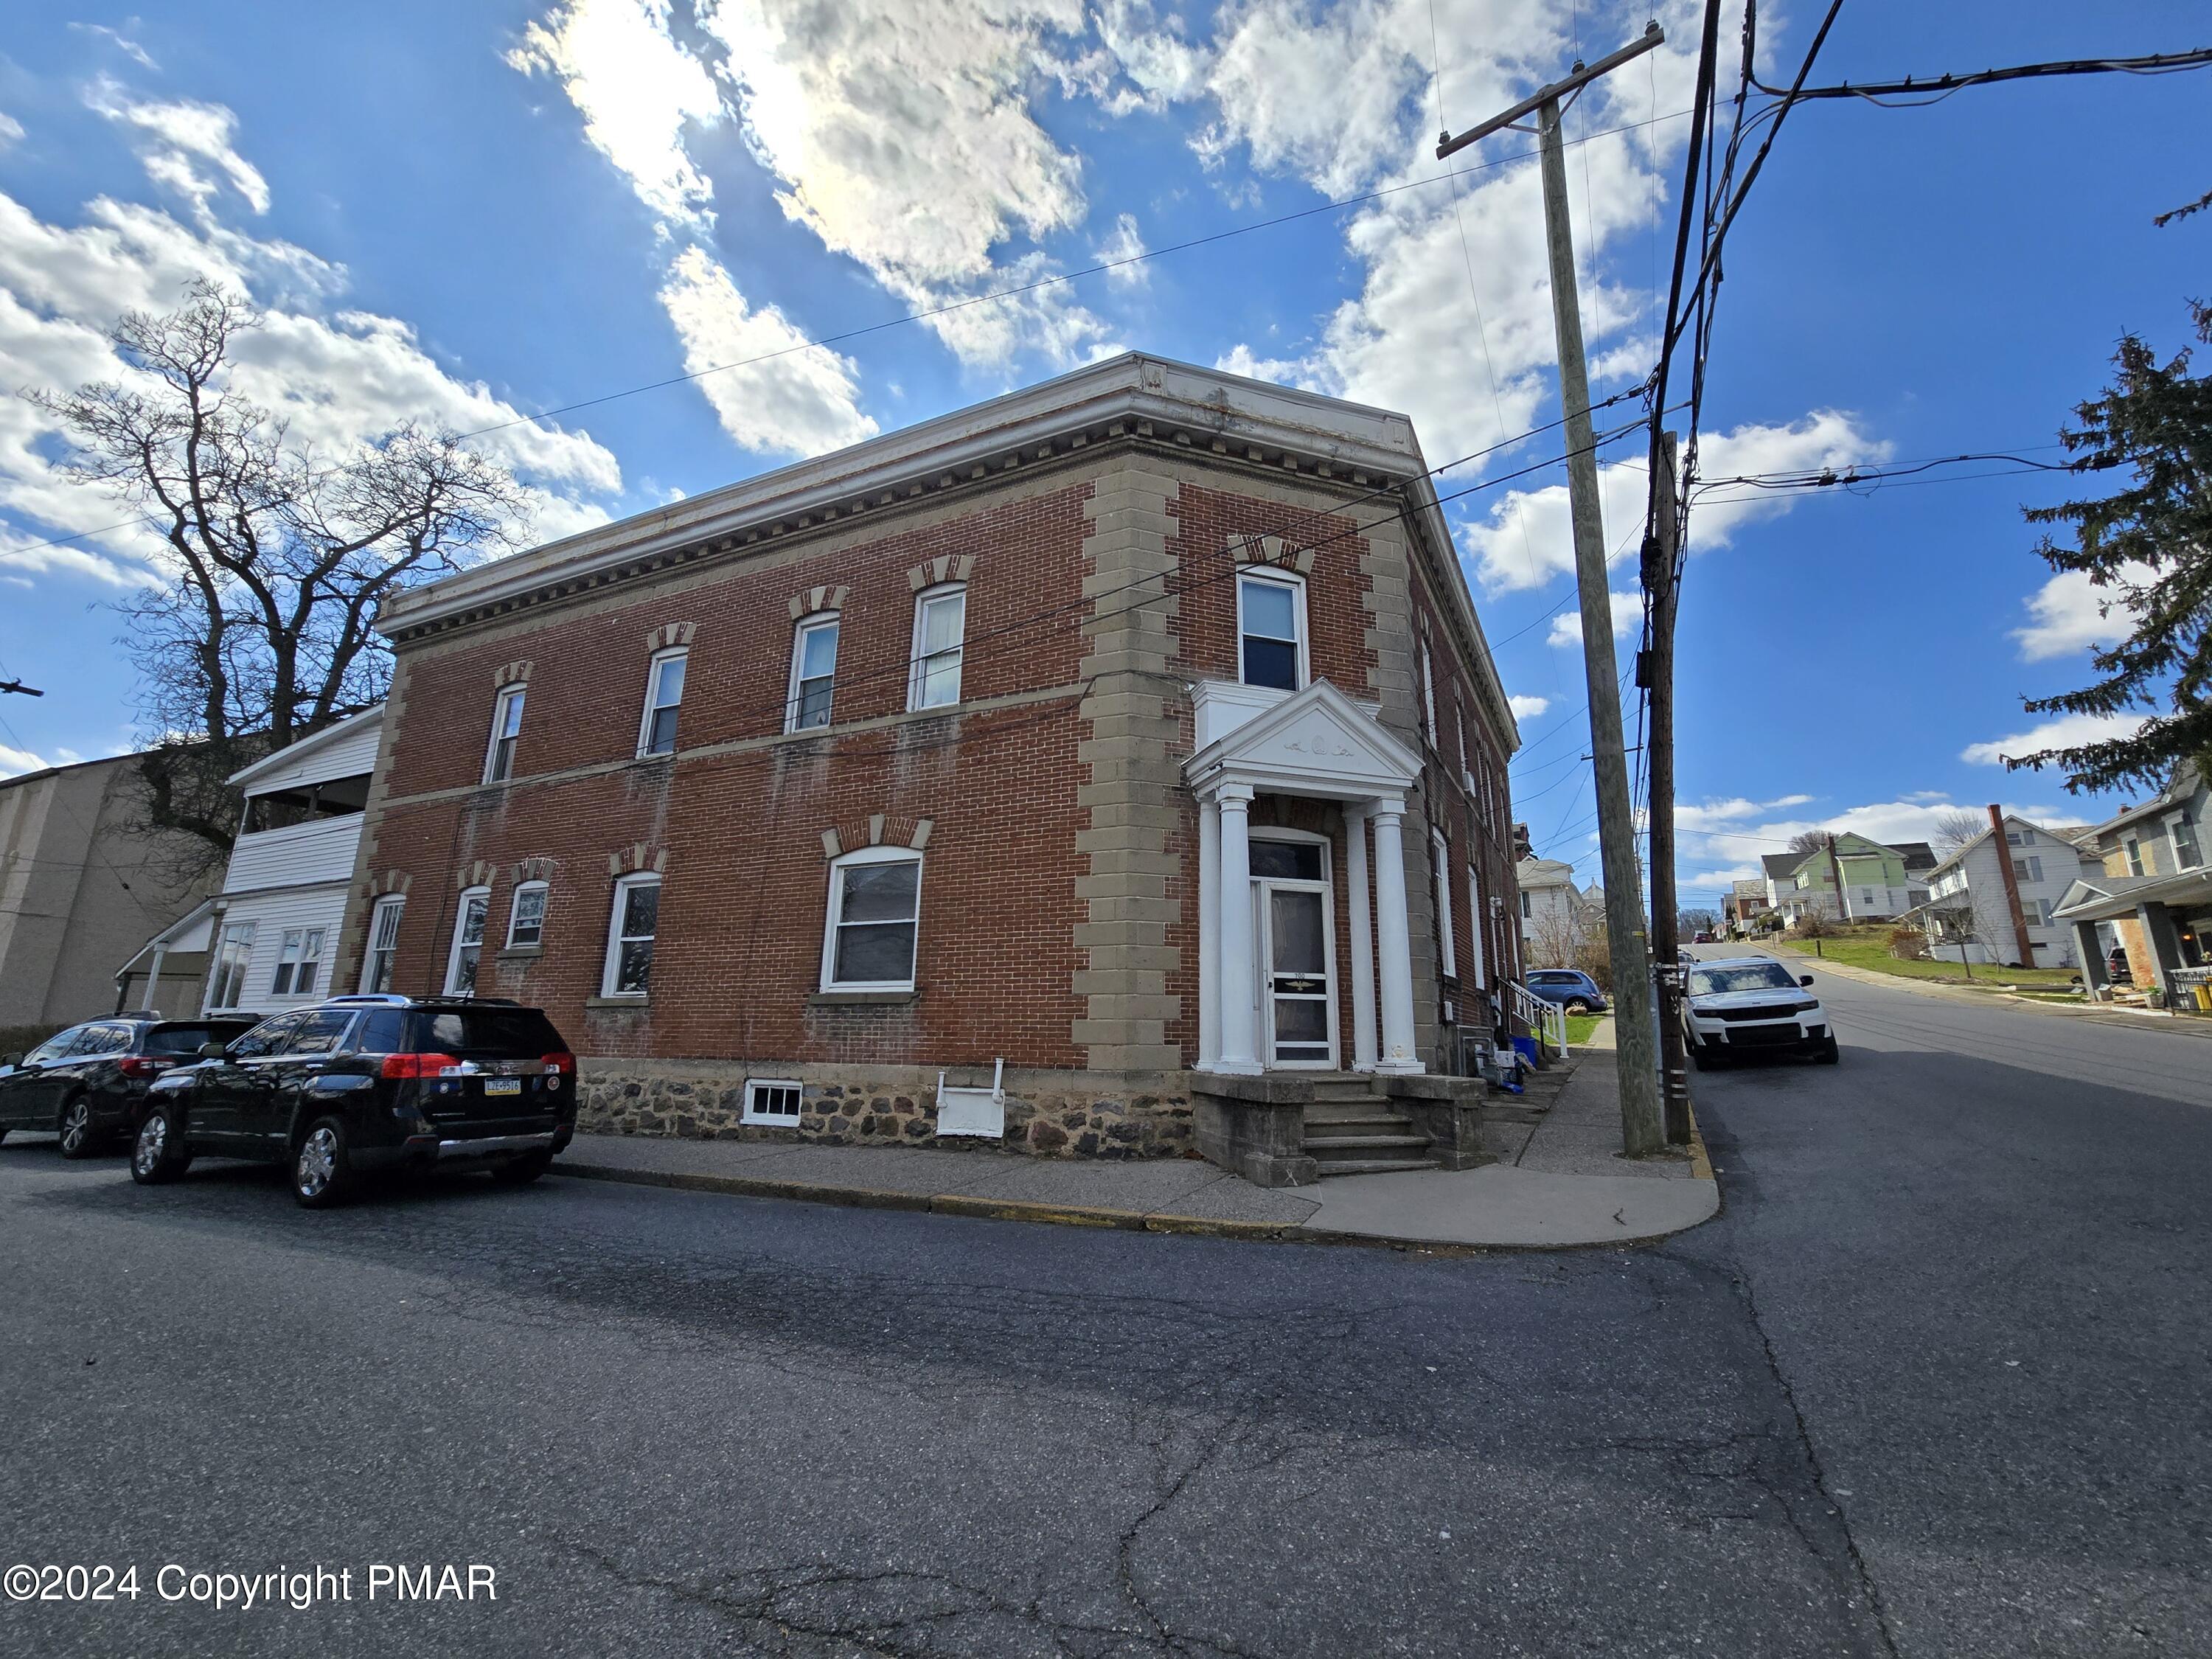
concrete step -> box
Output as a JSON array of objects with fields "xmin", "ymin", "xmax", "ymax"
[
  {"xmin": 1304, "ymin": 1113, "xmax": 1413, "ymax": 1135},
  {"xmin": 1307, "ymin": 1155, "xmax": 1444, "ymax": 1176},
  {"xmin": 1302, "ymin": 1132, "xmax": 1433, "ymax": 1152}
]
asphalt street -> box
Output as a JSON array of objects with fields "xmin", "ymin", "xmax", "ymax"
[{"xmin": 2, "ymin": 964, "xmax": 2206, "ymax": 1657}]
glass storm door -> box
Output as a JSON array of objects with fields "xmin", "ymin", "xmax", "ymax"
[{"xmin": 1263, "ymin": 885, "xmax": 1335, "ymax": 1065}]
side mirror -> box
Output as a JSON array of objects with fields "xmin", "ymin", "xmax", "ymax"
[
  {"xmin": 0, "ymin": 1052, "xmax": 18, "ymax": 1070},
  {"xmin": 198, "ymin": 1041, "xmax": 229, "ymax": 1060},
  {"xmin": 1798, "ymin": 975, "xmax": 1814, "ymax": 987}
]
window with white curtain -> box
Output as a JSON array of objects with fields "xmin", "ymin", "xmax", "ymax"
[
  {"xmin": 787, "ymin": 614, "xmax": 840, "ymax": 731},
  {"xmin": 1431, "ymin": 828, "xmax": 1456, "ymax": 979},
  {"xmin": 908, "ymin": 585, "xmax": 967, "ymax": 709}
]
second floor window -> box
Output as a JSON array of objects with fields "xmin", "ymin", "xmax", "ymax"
[
  {"xmin": 1237, "ymin": 571, "xmax": 1304, "ymax": 691},
  {"xmin": 2173, "ymin": 815, "xmax": 2202, "ymax": 870},
  {"xmin": 271, "ymin": 927, "xmax": 327, "ymax": 997},
  {"xmin": 361, "ymin": 895, "xmax": 404, "ymax": 993},
  {"xmin": 909, "ymin": 585, "xmax": 967, "ymax": 710},
  {"xmin": 787, "ymin": 614, "xmax": 839, "ymax": 731},
  {"xmin": 484, "ymin": 684, "xmax": 525, "ymax": 782},
  {"xmin": 638, "ymin": 649, "xmax": 686, "ymax": 757},
  {"xmin": 446, "ymin": 887, "xmax": 489, "ymax": 995}
]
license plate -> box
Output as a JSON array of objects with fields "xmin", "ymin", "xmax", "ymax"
[{"xmin": 483, "ymin": 1078, "xmax": 523, "ymax": 1096}]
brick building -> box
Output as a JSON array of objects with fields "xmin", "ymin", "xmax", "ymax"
[{"xmin": 341, "ymin": 355, "xmax": 1523, "ymax": 1182}]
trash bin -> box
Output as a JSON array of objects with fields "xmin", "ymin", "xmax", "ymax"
[{"xmin": 1512, "ymin": 1034, "xmax": 1541, "ymax": 1068}]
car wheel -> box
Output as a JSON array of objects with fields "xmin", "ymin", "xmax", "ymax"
[
  {"xmin": 1563, "ymin": 998, "xmax": 1592, "ymax": 1015},
  {"xmin": 58, "ymin": 1095, "xmax": 99, "ymax": 1159},
  {"xmin": 1816, "ymin": 1036, "xmax": 1840, "ymax": 1065},
  {"xmin": 130, "ymin": 1106, "xmax": 190, "ymax": 1185},
  {"xmin": 490, "ymin": 1150, "xmax": 554, "ymax": 1186},
  {"xmin": 292, "ymin": 1117, "xmax": 357, "ymax": 1209},
  {"xmin": 1689, "ymin": 1043, "xmax": 1713, "ymax": 1071}
]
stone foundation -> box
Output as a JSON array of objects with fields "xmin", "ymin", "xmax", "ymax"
[{"xmin": 577, "ymin": 1059, "xmax": 1194, "ymax": 1160}]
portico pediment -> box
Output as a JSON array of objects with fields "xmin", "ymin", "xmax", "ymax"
[{"xmin": 1185, "ymin": 678, "xmax": 1420, "ymax": 801}]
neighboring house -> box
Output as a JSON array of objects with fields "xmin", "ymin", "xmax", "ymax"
[
  {"xmin": 1759, "ymin": 852, "xmax": 1806, "ymax": 919},
  {"xmin": 1722, "ymin": 877, "xmax": 1768, "ymax": 933},
  {"xmin": 2052, "ymin": 761, "xmax": 2212, "ymax": 1004},
  {"xmin": 0, "ymin": 752, "xmax": 220, "ymax": 1028},
  {"xmin": 1771, "ymin": 833, "xmax": 1916, "ymax": 923},
  {"xmin": 1911, "ymin": 810, "xmax": 2101, "ymax": 967},
  {"xmin": 1891, "ymin": 840, "xmax": 1938, "ymax": 908},
  {"xmin": 337, "ymin": 353, "xmax": 1524, "ymax": 1178},
  {"xmin": 129, "ymin": 709, "xmax": 384, "ymax": 1020},
  {"xmin": 1517, "ymin": 856, "xmax": 1596, "ymax": 964}
]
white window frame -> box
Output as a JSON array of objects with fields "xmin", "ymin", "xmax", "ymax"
[
  {"xmin": 821, "ymin": 846, "xmax": 924, "ymax": 993},
  {"xmin": 1465, "ymin": 861, "xmax": 1487, "ymax": 987},
  {"xmin": 742, "ymin": 1078, "xmax": 805, "ymax": 1126},
  {"xmin": 907, "ymin": 583, "xmax": 967, "ymax": 712},
  {"xmin": 2168, "ymin": 810, "xmax": 2202, "ymax": 871},
  {"xmin": 270, "ymin": 926, "xmax": 327, "ymax": 998},
  {"xmin": 483, "ymin": 683, "xmax": 526, "ymax": 783},
  {"xmin": 786, "ymin": 612, "xmax": 841, "ymax": 733},
  {"xmin": 206, "ymin": 921, "xmax": 257, "ymax": 1012},
  {"xmin": 636, "ymin": 647, "xmax": 688, "ymax": 757},
  {"xmin": 1431, "ymin": 828, "xmax": 1457, "ymax": 980},
  {"xmin": 601, "ymin": 873, "xmax": 661, "ymax": 998},
  {"xmin": 2124, "ymin": 835, "xmax": 2146, "ymax": 876},
  {"xmin": 361, "ymin": 895, "xmax": 405, "ymax": 993},
  {"xmin": 1234, "ymin": 568, "xmax": 1307, "ymax": 692},
  {"xmin": 445, "ymin": 887, "xmax": 490, "ymax": 996},
  {"xmin": 506, "ymin": 880, "xmax": 549, "ymax": 950},
  {"xmin": 1419, "ymin": 641, "xmax": 1439, "ymax": 745}
]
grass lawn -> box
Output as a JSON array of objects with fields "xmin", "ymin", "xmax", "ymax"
[
  {"xmin": 1563, "ymin": 1013, "xmax": 1602, "ymax": 1046},
  {"xmin": 1771, "ymin": 926, "xmax": 2085, "ymax": 990}
]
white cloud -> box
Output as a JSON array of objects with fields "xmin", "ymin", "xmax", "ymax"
[
  {"xmin": 1507, "ymin": 692, "xmax": 1548, "ymax": 720},
  {"xmin": 87, "ymin": 81, "xmax": 272, "ymax": 216},
  {"xmin": 70, "ymin": 23, "xmax": 161, "ymax": 71},
  {"xmin": 1671, "ymin": 794, "xmax": 1812, "ymax": 832},
  {"xmin": 657, "ymin": 246, "xmax": 876, "ymax": 454},
  {"xmin": 1466, "ymin": 411, "xmax": 1891, "ymax": 595},
  {"xmin": 1961, "ymin": 712, "xmax": 2148, "ymax": 768},
  {"xmin": 0, "ymin": 113, "xmax": 24, "ymax": 149},
  {"xmin": 1547, "ymin": 588, "xmax": 1641, "ymax": 647},
  {"xmin": 1093, "ymin": 212, "xmax": 1149, "ymax": 284},
  {"xmin": 1093, "ymin": 0, "xmax": 1212, "ymax": 115},
  {"xmin": 0, "ymin": 110, "xmax": 625, "ymax": 592},
  {"xmin": 0, "ymin": 742, "xmax": 53, "ymax": 779},
  {"xmin": 2012, "ymin": 566, "xmax": 2146, "ymax": 661},
  {"xmin": 509, "ymin": 0, "xmax": 723, "ymax": 232}
]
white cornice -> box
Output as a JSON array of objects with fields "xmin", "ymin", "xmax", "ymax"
[{"xmin": 377, "ymin": 352, "xmax": 1420, "ymax": 640}]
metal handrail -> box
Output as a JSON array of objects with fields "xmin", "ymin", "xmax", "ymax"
[{"xmin": 1506, "ymin": 979, "xmax": 1571, "ymax": 1057}]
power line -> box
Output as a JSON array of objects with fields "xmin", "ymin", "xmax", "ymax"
[{"xmin": 1753, "ymin": 44, "xmax": 2212, "ymax": 105}]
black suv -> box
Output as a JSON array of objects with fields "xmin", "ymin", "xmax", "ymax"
[
  {"xmin": 0, "ymin": 1015, "xmax": 258, "ymax": 1156},
  {"xmin": 130, "ymin": 995, "xmax": 578, "ymax": 1206}
]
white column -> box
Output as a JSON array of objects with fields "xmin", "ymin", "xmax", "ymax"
[
  {"xmin": 1371, "ymin": 796, "xmax": 1423, "ymax": 1074},
  {"xmin": 1197, "ymin": 793, "xmax": 1220, "ymax": 1070},
  {"xmin": 1214, "ymin": 784, "xmax": 1261, "ymax": 1074},
  {"xmin": 146, "ymin": 945, "xmax": 167, "ymax": 1015},
  {"xmin": 1346, "ymin": 804, "xmax": 1377, "ymax": 1071}
]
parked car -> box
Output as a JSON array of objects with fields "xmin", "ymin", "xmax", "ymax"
[
  {"xmin": 131, "ymin": 995, "xmax": 579, "ymax": 1207},
  {"xmin": 1680, "ymin": 957, "xmax": 1838, "ymax": 1067},
  {"xmin": 0, "ymin": 1015, "xmax": 258, "ymax": 1156},
  {"xmin": 1525, "ymin": 968, "xmax": 1609, "ymax": 1015},
  {"xmin": 1692, "ymin": 931, "xmax": 1717, "ymax": 945}
]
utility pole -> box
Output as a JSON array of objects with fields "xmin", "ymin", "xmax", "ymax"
[
  {"xmin": 1440, "ymin": 21, "xmax": 1667, "ymax": 1157},
  {"xmin": 0, "ymin": 679, "xmax": 44, "ymax": 697},
  {"xmin": 1826, "ymin": 833, "xmax": 1848, "ymax": 926},
  {"xmin": 1643, "ymin": 430, "xmax": 1691, "ymax": 1145}
]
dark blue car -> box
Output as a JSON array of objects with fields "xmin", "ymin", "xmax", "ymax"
[{"xmin": 1525, "ymin": 969, "xmax": 1609, "ymax": 1014}]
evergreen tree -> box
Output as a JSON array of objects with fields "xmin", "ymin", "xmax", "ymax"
[{"xmin": 2011, "ymin": 302, "xmax": 2212, "ymax": 794}]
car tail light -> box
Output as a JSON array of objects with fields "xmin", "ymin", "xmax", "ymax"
[
  {"xmin": 380, "ymin": 1052, "xmax": 462, "ymax": 1079},
  {"xmin": 118, "ymin": 1056, "xmax": 170, "ymax": 1079},
  {"xmin": 540, "ymin": 1051, "xmax": 577, "ymax": 1078}
]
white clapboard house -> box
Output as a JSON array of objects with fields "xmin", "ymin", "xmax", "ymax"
[{"xmin": 125, "ymin": 708, "xmax": 382, "ymax": 1018}]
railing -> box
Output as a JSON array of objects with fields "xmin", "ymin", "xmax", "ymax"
[{"xmin": 1507, "ymin": 980, "xmax": 1571, "ymax": 1057}]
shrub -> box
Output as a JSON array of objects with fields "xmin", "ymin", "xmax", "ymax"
[
  {"xmin": 1888, "ymin": 928, "xmax": 1930, "ymax": 961},
  {"xmin": 1795, "ymin": 913, "xmax": 1832, "ymax": 939}
]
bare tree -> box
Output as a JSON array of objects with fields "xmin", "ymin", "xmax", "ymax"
[
  {"xmin": 32, "ymin": 281, "xmax": 529, "ymax": 872},
  {"xmin": 1787, "ymin": 830, "xmax": 1829, "ymax": 855},
  {"xmin": 1932, "ymin": 807, "xmax": 1984, "ymax": 853}
]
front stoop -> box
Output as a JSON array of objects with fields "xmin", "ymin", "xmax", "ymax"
[
  {"xmin": 1485, "ymin": 1054, "xmax": 1580, "ymax": 1124},
  {"xmin": 1191, "ymin": 1071, "xmax": 1493, "ymax": 1186}
]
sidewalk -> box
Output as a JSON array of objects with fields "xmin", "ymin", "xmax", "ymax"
[{"xmin": 557, "ymin": 1031, "xmax": 1718, "ymax": 1251}]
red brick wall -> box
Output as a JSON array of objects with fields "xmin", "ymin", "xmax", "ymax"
[{"xmin": 360, "ymin": 479, "xmax": 1096, "ymax": 1068}]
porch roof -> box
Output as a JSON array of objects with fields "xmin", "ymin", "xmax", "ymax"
[
  {"xmin": 1183, "ymin": 678, "xmax": 1420, "ymax": 803},
  {"xmin": 2051, "ymin": 865, "xmax": 2212, "ymax": 923}
]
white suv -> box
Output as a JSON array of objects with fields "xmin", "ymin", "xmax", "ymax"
[{"xmin": 1681, "ymin": 956, "xmax": 1839, "ymax": 1068}]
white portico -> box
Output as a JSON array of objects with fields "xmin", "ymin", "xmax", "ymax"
[{"xmin": 1186, "ymin": 679, "xmax": 1427, "ymax": 1077}]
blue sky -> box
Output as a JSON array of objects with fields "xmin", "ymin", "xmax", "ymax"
[{"xmin": 1, "ymin": 1, "xmax": 2206, "ymax": 904}]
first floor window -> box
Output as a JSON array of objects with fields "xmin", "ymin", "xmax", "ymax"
[
  {"xmin": 638, "ymin": 649, "xmax": 687, "ymax": 757},
  {"xmin": 207, "ymin": 922, "xmax": 256, "ymax": 1010},
  {"xmin": 507, "ymin": 881, "xmax": 549, "ymax": 949},
  {"xmin": 1431, "ymin": 830, "xmax": 1456, "ymax": 979},
  {"xmin": 909, "ymin": 585, "xmax": 967, "ymax": 709},
  {"xmin": 602, "ymin": 874, "xmax": 661, "ymax": 997},
  {"xmin": 743, "ymin": 1079, "xmax": 804, "ymax": 1124},
  {"xmin": 271, "ymin": 927, "xmax": 327, "ymax": 997},
  {"xmin": 361, "ymin": 896, "xmax": 404, "ymax": 992},
  {"xmin": 1466, "ymin": 864, "xmax": 1487, "ymax": 986},
  {"xmin": 787, "ymin": 614, "xmax": 839, "ymax": 731},
  {"xmin": 822, "ymin": 849, "xmax": 922, "ymax": 990},
  {"xmin": 446, "ymin": 887, "xmax": 489, "ymax": 995},
  {"xmin": 1237, "ymin": 570, "xmax": 1304, "ymax": 691}
]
